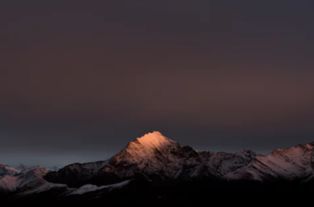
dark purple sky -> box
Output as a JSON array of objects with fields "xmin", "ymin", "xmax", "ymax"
[{"xmin": 1, "ymin": 0, "xmax": 314, "ymax": 166}]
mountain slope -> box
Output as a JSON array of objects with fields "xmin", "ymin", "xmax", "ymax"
[
  {"xmin": 226, "ymin": 143, "xmax": 314, "ymax": 181},
  {"xmin": 0, "ymin": 166, "xmax": 70, "ymax": 195},
  {"xmin": 45, "ymin": 131, "xmax": 256, "ymax": 185}
]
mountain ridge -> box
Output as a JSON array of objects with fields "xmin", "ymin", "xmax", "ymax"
[
  {"xmin": 45, "ymin": 131, "xmax": 314, "ymax": 185},
  {"xmin": 1, "ymin": 131, "xmax": 314, "ymax": 203}
]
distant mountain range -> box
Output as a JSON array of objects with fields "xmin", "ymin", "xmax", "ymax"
[{"xmin": 1, "ymin": 131, "xmax": 314, "ymax": 205}]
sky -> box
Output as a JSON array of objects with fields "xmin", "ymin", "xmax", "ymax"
[{"xmin": 1, "ymin": 0, "xmax": 314, "ymax": 167}]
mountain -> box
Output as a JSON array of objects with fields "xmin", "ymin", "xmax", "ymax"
[
  {"xmin": 45, "ymin": 131, "xmax": 314, "ymax": 186},
  {"xmin": 46, "ymin": 131, "xmax": 203, "ymax": 186},
  {"xmin": 226, "ymin": 142, "xmax": 314, "ymax": 181},
  {"xmin": 0, "ymin": 166, "xmax": 67, "ymax": 194},
  {"xmin": 97, "ymin": 131, "xmax": 202, "ymax": 181},
  {"xmin": 1, "ymin": 131, "xmax": 314, "ymax": 204},
  {"xmin": 109, "ymin": 131, "xmax": 257, "ymax": 179}
]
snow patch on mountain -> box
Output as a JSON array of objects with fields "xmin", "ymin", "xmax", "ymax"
[{"xmin": 70, "ymin": 180, "xmax": 131, "ymax": 195}]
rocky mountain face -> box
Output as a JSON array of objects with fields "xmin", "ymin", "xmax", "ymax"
[
  {"xmin": 1, "ymin": 131, "xmax": 314, "ymax": 201},
  {"xmin": 45, "ymin": 132, "xmax": 203, "ymax": 186},
  {"xmin": 97, "ymin": 132, "xmax": 202, "ymax": 181},
  {"xmin": 226, "ymin": 142, "xmax": 314, "ymax": 181}
]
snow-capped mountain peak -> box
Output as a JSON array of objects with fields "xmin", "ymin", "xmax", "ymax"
[
  {"xmin": 109, "ymin": 131, "xmax": 179, "ymax": 168},
  {"xmin": 135, "ymin": 131, "xmax": 174, "ymax": 150},
  {"xmin": 122, "ymin": 131, "xmax": 177, "ymax": 159},
  {"xmin": 93, "ymin": 132, "xmax": 200, "ymax": 180}
]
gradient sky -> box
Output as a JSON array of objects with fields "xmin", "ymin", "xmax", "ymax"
[{"xmin": 1, "ymin": 0, "xmax": 314, "ymax": 167}]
